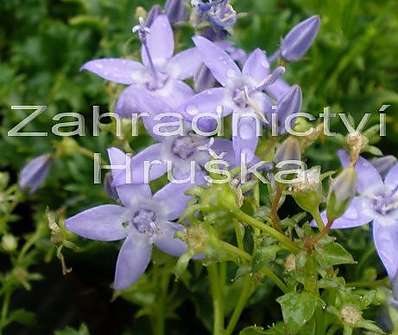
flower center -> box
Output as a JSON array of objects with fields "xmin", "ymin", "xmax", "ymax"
[
  {"xmin": 146, "ymin": 71, "xmax": 169, "ymax": 91},
  {"xmin": 171, "ymin": 135, "xmax": 207, "ymax": 160},
  {"xmin": 371, "ymin": 186, "xmax": 398, "ymax": 215},
  {"xmin": 131, "ymin": 208, "xmax": 158, "ymax": 235},
  {"xmin": 232, "ymin": 87, "xmax": 250, "ymax": 108}
]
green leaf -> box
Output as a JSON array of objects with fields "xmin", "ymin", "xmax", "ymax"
[
  {"xmin": 357, "ymin": 320, "xmax": 385, "ymax": 334},
  {"xmin": 277, "ymin": 292, "xmax": 320, "ymax": 334},
  {"xmin": 316, "ymin": 242, "xmax": 355, "ymax": 267},
  {"xmin": 9, "ymin": 309, "xmax": 36, "ymax": 326},
  {"xmin": 363, "ymin": 145, "xmax": 383, "ymax": 156}
]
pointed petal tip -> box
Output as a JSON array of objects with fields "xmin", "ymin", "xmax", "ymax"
[{"xmin": 291, "ymin": 84, "xmax": 302, "ymax": 94}]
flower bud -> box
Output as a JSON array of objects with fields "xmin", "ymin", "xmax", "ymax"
[
  {"xmin": 19, "ymin": 154, "xmax": 52, "ymax": 194},
  {"xmin": 371, "ymin": 155, "xmax": 397, "ymax": 179},
  {"xmin": 274, "ymin": 137, "xmax": 301, "ymax": 165},
  {"xmin": 276, "ymin": 85, "xmax": 302, "ymax": 134},
  {"xmin": 326, "ymin": 167, "xmax": 357, "ymax": 222},
  {"xmin": 291, "ymin": 166, "xmax": 322, "ymax": 214},
  {"xmin": 1, "ymin": 234, "xmax": 17, "ymax": 253},
  {"xmin": 145, "ymin": 5, "xmax": 162, "ymax": 27},
  {"xmin": 281, "ymin": 15, "xmax": 321, "ymax": 62},
  {"xmin": 165, "ymin": 0, "xmax": 189, "ymax": 24},
  {"xmin": 56, "ymin": 137, "xmax": 80, "ymax": 156}
]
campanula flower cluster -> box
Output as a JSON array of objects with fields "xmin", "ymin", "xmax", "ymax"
[
  {"xmin": 60, "ymin": 7, "xmax": 321, "ymax": 288},
  {"xmin": 16, "ymin": 2, "xmax": 398, "ymax": 332}
]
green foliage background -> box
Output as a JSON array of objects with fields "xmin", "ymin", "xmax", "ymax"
[{"xmin": 0, "ymin": 0, "xmax": 398, "ymax": 334}]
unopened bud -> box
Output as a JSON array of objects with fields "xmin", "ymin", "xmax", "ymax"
[
  {"xmin": 281, "ymin": 15, "xmax": 321, "ymax": 62},
  {"xmin": 277, "ymin": 85, "xmax": 302, "ymax": 133},
  {"xmin": 19, "ymin": 154, "xmax": 52, "ymax": 194},
  {"xmin": 340, "ymin": 305, "xmax": 362, "ymax": 327},
  {"xmin": 371, "ymin": 155, "xmax": 397, "ymax": 179},
  {"xmin": 1, "ymin": 234, "xmax": 17, "ymax": 253},
  {"xmin": 326, "ymin": 167, "xmax": 356, "ymax": 222},
  {"xmin": 291, "ymin": 166, "xmax": 322, "ymax": 214},
  {"xmin": 56, "ymin": 137, "xmax": 80, "ymax": 157}
]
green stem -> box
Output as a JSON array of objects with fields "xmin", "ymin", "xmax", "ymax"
[
  {"xmin": 343, "ymin": 326, "xmax": 353, "ymax": 335},
  {"xmin": 208, "ymin": 264, "xmax": 224, "ymax": 335},
  {"xmin": 152, "ymin": 271, "xmax": 169, "ymax": 335},
  {"xmin": 260, "ymin": 268, "xmax": 288, "ymax": 293},
  {"xmin": 219, "ymin": 241, "xmax": 251, "ymax": 262},
  {"xmin": 225, "ymin": 276, "xmax": 252, "ymax": 335},
  {"xmin": 270, "ymin": 185, "xmax": 283, "ymax": 231},
  {"xmin": 233, "ymin": 220, "xmax": 244, "ymax": 250},
  {"xmin": 232, "ymin": 209, "xmax": 300, "ymax": 254},
  {"xmin": 311, "ymin": 209, "xmax": 325, "ymax": 230},
  {"xmin": 0, "ymin": 290, "xmax": 12, "ymax": 333},
  {"xmin": 17, "ymin": 228, "xmax": 42, "ymax": 263},
  {"xmin": 219, "ymin": 242, "xmax": 288, "ymax": 293}
]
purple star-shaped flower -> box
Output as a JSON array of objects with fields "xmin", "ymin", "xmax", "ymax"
[
  {"xmin": 65, "ymin": 182, "xmax": 190, "ymax": 289},
  {"xmin": 318, "ymin": 151, "xmax": 398, "ymax": 279},
  {"xmin": 107, "ymin": 94, "xmax": 236, "ymax": 186},
  {"xmin": 109, "ymin": 132, "xmax": 235, "ymax": 187},
  {"xmin": 177, "ymin": 36, "xmax": 298, "ymax": 162},
  {"xmin": 81, "ymin": 15, "xmax": 202, "ymax": 117}
]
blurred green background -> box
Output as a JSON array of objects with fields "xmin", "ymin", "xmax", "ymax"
[{"xmin": 0, "ymin": 0, "xmax": 398, "ymax": 334}]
